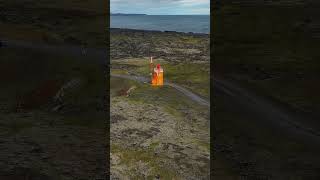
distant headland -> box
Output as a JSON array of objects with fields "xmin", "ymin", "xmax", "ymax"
[{"xmin": 111, "ymin": 13, "xmax": 147, "ymax": 16}]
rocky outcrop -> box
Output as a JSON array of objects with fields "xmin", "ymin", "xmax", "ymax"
[
  {"xmin": 110, "ymin": 96, "xmax": 210, "ymax": 179},
  {"xmin": 110, "ymin": 28, "xmax": 210, "ymax": 63}
]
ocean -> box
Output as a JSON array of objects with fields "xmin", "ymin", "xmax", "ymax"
[{"xmin": 110, "ymin": 15, "xmax": 210, "ymax": 34}]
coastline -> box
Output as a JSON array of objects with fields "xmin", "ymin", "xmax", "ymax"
[{"xmin": 110, "ymin": 27, "xmax": 210, "ymax": 36}]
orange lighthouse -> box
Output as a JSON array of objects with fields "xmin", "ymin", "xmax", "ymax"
[{"xmin": 149, "ymin": 57, "xmax": 164, "ymax": 86}]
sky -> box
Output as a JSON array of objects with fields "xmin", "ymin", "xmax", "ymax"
[{"xmin": 111, "ymin": 0, "xmax": 210, "ymax": 15}]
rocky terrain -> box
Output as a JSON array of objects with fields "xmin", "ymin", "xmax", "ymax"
[
  {"xmin": 0, "ymin": 46, "xmax": 107, "ymax": 179},
  {"xmin": 111, "ymin": 28, "xmax": 210, "ymax": 99},
  {"xmin": 110, "ymin": 94, "xmax": 209, "ymax": 179},
  {"xmin": 110, "ymin": 29, "xmax": 210, "ymax": 179},
  {"xmin": 111, "ymin": 28, "xmax": 210, "ymax": 63}
]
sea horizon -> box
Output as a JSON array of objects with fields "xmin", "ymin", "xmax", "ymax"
[{"xmin": 111, "ymin": 14, "xmax": 210, "ymax": 34}]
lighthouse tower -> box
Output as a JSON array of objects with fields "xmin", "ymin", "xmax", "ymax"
[
  {"xmin": 152, "ymin": 64, "xmax": 164, "ymax": 86},
  {"xmin": 149, "ymin": 57, "xmax": 164, "ymax": 86}
]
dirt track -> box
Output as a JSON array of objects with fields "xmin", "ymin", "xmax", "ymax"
[
  {"xmin": 214, "ymin": 77, "xmax": 320, "ymax": 143},
  {"xmin": 110, "ymin": 74, "xmax": 210, "ymax": 107}
]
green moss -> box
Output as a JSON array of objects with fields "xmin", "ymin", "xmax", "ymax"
[
  {"xmin": 149, "ymin": 142, "xmax": 160, "ymax": 150},
  {"xmin": 111, "ymin": 144, "xmax": 178, "ymax": 179},
  {"xmin": 193, "ymin": 139, "xmax": 210, "ymax": 152},
  {"xmin": 111, "ymin": 69, "xmax": 129, "ymax": 75}
]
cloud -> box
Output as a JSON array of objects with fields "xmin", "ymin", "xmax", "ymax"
[{"xmin": 111, "ymin": 0, "xmax": 209, "ymax": 15}]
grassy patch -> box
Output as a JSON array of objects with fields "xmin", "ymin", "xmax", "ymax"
[
  {"xmin": 112, "ymin": 58, "xmax": 210, "ymax": 99},
  {"xmin": 111, "ymin": 77, "xmax": 185, "ymax": 115},
  {"xmin": 110, "ymin": 77, "xmax": 140, "ymax": 97},
  {"xmin": 129, "ymin": 84, "xmax": 198, "ymax": 114},
  {"xmin": 110, "ymin": 68, "xmax": 129, "ymax": 75},
  {"xmin": 193, "ymin": 139, "xmax": 210, "ymax": 152},
  {"xmin": 110, "ymin": 75, "xmax": 207, "ymax": 120}
]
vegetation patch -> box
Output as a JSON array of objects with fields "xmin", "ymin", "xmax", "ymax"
[{"xmin": 111, "ymin": 144, "xmax": 178, "ymax": 179}]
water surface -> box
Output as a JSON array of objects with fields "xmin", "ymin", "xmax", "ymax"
[{"xmin": 111, "ymin": 15, "xmax": 210, "ymax": 34}]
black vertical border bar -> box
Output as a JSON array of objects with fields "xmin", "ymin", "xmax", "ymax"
[
  {"xmin": 210, "ymin": 0, "xmax": 214, "ymax": 179},
  {"xmin": 106, "ymin": 0, "xmax": 111, "ymax": 178}
]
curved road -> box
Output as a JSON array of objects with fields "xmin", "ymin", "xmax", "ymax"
[
  {"xmin": 110, "ymin": 74, "xmax": 210, "ymax": 107},
  {"xmin": 214, "ymin": 78, "xmax": 320, "ymax": 143}
]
